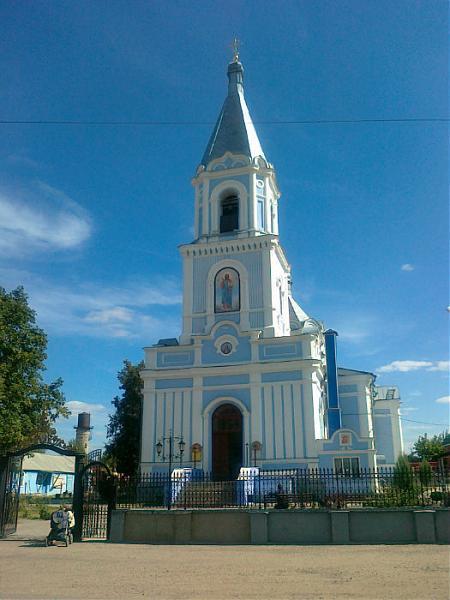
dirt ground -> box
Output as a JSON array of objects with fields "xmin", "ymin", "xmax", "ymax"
[{"xmin": 0, "ymin": 520, "xmax": 448, "ymax": 600}]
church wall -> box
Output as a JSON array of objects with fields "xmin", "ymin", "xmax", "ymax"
[
  {"xmin": 318, "ymin": 452, "xmax": 374, "ymax": 471},
  {"xmin": 337, "ymin": 373, "xmax": 374, "ymax": 441},
  {"xmin": 201, "ymin": 329, "xmax": 252, "ymax": 364},
  {"xmin": 312, "ymin": 371, "xmax": 325, "ymax": 440},
  {"xmin": 258, "ymin": 341, "xmax": 303, "ymax": 361},
  {"xmin": 202, "ymin": 388, "xmax": 251, "ymax": 412},
  {"xmin": 340, "ymin": 395, "xmax": 361, "ymax": 434},
  {"xmin": 373, "ymin": 410, "xmax": 395, "ymax": 465},
  {"xmin": 140, "ymin": 388, "xmax": 195, "ymax": 471},
  {"xmin": 372, "ymin": 397, "xmax": 402, "ymax": 466},
  {"xmin": 270, "ymin": 247, "xmax": 290, "ymax": 336},
  {"xmin": 191, "ymin": 251, "xmax": 263, "ymax": 314},
  {"xmin": 258, "ymin": 382, "xmax": 310, "ymax": 463},
  {"xmin": 317, "ymin": 429, "xmax": 377, "ymax": 470}
]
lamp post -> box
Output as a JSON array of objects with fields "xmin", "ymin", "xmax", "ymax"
[{"xmin": 155, "ymin": 431, "xmax": 185, "ymax": 510}]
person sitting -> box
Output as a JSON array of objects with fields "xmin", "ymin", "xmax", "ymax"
[
  {"xmin": 64, "ymin": 505, "xmax": 75, "ymax": 540},
  {"xmin": 47, "ymin": 507, "xmax": 68, "ymax": 546}
]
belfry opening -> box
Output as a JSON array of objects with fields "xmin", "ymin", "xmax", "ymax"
[{"xmin": 220, "ymin": 194, "xmax": 239, "ymax": 233}]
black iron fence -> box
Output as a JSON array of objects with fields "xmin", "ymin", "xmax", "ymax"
[{"xmin": 113, "ymin": 467, "xmax": 450, "ymax": 511}]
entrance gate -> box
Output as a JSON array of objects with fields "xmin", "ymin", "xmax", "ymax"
[
  {"xmin": 0, "ymin": 444, "xmax": 115, "ymax": 542},
  {"xmin": 0, "ymin": 443, "xmax": 85, "ymax": 539},
  {"xmin": 0, "ymin": 455, "xmax": 22, "ymax": 538},
  {"xmin": 79, "ymin": 461, "xmax": 115, "ymax": 540}
]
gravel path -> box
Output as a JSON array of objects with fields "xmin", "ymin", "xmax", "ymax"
[{"xmin": 0, "ymin": 520, "xmax": 448, "ymax": 599}]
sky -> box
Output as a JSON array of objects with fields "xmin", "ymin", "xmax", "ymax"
[{"xmin": 0, "ymin": 0, "xmax": 448, "ymax": 452}]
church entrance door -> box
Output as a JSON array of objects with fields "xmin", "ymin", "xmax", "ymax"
[{"xmin": 212, "ymin": 404, "xmax": 243, "ymax": 480}]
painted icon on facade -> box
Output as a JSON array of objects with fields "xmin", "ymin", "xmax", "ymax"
[{"xmin": 214, "ymin": 268, "xmax": 240, "ymax": 313}]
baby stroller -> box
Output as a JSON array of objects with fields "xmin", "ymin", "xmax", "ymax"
[{"xmin": 46, "ymin": 509, "xmax": 69, "ymax": 547}]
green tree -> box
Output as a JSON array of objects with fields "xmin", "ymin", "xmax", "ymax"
[
  {"xmin": 66, "ymin": 438, "xmax": 86, "ymax": 454},
  {"xmin": 0, "ymin": 286, "xmax": 69, "ymax": 454},
  {"xmin": 409, "ymin": 433, "xmax": 446, "ymax": 462},
  {"xmin": 105, "ymin": 360, "xmax": 143, "ymax": 475},
  {"xmin": 393, "ymin": 455, "xmax": 414, "ymax": 491},
  {"xmin": 418, "ymin": 460, "xmax": 433, "ymax": 486}
]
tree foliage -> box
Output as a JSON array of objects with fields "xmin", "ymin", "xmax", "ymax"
[
  {"xmin": 66, "ymin": 438, "xmax": 86, "ymax": 454},
  {"xmin": 105, "ymin": 360, "xmax": 143, "ymax": 475},
  {"xmin": 0, "ymin": 286, "xmax": 69, "ymax": 454},
  {"xmin": 409, "ymin": 432, "xmax": 446, "ymax": 462},
  {"xmin": 418, "ymin": 460, "xmax": 433, "ymax": 486},
  {"xmin": 393, "ymin": 455, "xmax": 414, "ymax": 491}
]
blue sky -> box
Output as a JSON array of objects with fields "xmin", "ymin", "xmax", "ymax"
[{"xmin": 0, "ymin": 1, "xmax": 448, "ymax": 452}]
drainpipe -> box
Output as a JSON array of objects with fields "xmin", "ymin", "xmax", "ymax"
[{"xmin": 324, "ymin": 329, "xmax": 342, "ymax": 436}]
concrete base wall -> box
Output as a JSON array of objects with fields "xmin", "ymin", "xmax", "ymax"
[{"xmin": 110, "ymin": 508, "xmax": 449, "ymax": 545}]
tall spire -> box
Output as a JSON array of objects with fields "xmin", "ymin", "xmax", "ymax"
[{"xmin": 200, "ymin": 53, "xmax": 266, "ymax": 167}]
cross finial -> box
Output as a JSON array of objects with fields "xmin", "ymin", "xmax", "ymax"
[{"xmin": 231, "ymin": 37, "xmax": 240, "ymax": 63}]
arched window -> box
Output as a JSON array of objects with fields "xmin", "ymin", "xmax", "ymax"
[
  {"xmin": 214, "ymin": 267, "xmax": 240, "ymax": 313},
  {"xmin": 220, "ymin": 194, "xmax": 239, "ymax": 233}
]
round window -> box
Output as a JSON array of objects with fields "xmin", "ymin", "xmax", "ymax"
[{"xmin": 220, "ymin": 342, "xmax": 233, "ymax": 355}]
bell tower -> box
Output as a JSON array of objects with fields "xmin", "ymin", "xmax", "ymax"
[{"xmin": 179, "ymin": 54, "xmax": 308, "ymax": 343}]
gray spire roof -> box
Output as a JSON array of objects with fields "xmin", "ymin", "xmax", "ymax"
[{"xmin": 201, "ymin": 61, "xmax": 266, "ymax": 167}]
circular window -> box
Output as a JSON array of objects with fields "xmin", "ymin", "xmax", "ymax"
[{"xmin": 220, "ymin": 342, "xmax": 233, "ymax": 355}]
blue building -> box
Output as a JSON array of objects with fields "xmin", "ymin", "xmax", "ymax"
[
  {"xmin": 20, "ymin": 453, "xmax": 75, "ymax": 495},
  {"xmin": 140, "ymin": 54, "xmax": 403, "ymax": 479}
]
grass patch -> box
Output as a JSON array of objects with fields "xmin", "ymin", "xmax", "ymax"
[{"xmin": 18, "ymin": 496, "xmax": 59, "ymax": 520}]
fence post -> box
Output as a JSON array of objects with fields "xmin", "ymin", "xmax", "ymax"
[
  {"xmin": 258, "ymin": 469, "xmax": 261, "ymax": 510},
  {"xmin": 72, "ymin": 454, "xmax": 85, "ymax": 543}
]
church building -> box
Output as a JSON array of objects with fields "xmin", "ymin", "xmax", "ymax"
[{"xmin": 140, "ymin": 54, "xmax": 403, "ymax": 479}]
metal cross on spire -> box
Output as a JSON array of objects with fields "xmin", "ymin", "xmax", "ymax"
[{"xmin": 231, "ymin": 37, "xmax": 240, "ymax": 62}]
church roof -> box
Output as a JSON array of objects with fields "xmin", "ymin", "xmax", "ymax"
[{"xmin": 201, "ymin": 60, "xmax": 266, "ymax": 167}]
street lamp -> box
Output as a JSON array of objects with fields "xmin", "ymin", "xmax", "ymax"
[{"xmin": 155, "ymin": 431, "xmax": 185, "ymax": 510}]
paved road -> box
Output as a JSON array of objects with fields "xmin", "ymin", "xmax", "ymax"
[{"xmin": 0, "ymin": 520, "xmax": 448, "ymax": 599}]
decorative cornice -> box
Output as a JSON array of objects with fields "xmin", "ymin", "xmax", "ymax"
[{"xmin": 179, "ymin": 233, "xmax": 288, "ymax": 257}]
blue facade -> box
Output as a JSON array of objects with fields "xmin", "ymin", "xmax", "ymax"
[
  {"xmin": 20, "ymin": 471, "xmax": 74, "ymax": 495},
  {"xmin": 140, "ymin": 57, "xmax": 403, "ymax": 478}
]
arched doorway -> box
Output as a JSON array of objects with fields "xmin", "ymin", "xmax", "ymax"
[{"xmin": 212, "ymin": 404, "xmax": 243, "ymax": 480}]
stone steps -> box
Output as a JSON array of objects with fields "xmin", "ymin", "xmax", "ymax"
[{"xmin": 173, "ymin": 481, "xmax": 238, "ymax": 508}]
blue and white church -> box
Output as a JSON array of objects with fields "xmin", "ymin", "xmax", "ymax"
[{"xmin": 140, "ymin": 55, "xmax": 403, "ymax": 479}]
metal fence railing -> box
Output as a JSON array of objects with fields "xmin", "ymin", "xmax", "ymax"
[{"xmin": 112, "ymin": 466, "xmax": 450, "ymax": 511}]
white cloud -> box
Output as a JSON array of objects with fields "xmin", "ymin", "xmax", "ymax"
[
  {"xmin": 377, "ymin": 360, "xmax": 449, "ymax": 373},
  {"xmin": 401, "ymin": 263, "xmax": 415, "ymax": 272},
  {"xmin": 0, "ymin": 181, "xmax": 91, "ymax": 257},
  {"xmin": 436, "ymin": 396, "xmax": 450, "ymax": 405},
  {"xmin": 67, "ymin": 400, "xmax": 107, "ymax": 413},
  {"xmin": 0, "ymin": 267, "xmax": 181, "ymax": 340},
  {"xmin": 85, "ymin": 307, "xmax": 134, "ymax": 324},
  {"xmin": 428, "ymin": 361, "xmax": 450, "ymax": 372}
]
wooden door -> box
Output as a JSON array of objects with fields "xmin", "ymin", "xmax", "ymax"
[{"xmin": 212, "ymin": 404, "xmax": 243, "ymax": 480}]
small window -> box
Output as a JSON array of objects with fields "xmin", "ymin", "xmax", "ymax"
[
  {"xmin": 220, "ymin": 195, "xmax": 239, "ymax": 233},
  {"xmin": 334, "ymin": 457, "xmax": 360, "ymax": 477}
]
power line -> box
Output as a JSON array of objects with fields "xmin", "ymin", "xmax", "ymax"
[
  {"xmin": 342, "ymin": 413, "xmax": 448, "ymax": 427},
  {"xmin": 0, "ymin": 117, "xmax": 448, "ymax": 126},
  {"xmin": 399, "ymin": 417, "xmax": 448, "ymax": 428}
]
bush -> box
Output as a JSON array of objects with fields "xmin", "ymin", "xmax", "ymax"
[
  {"xmin": 393, "ymin": 456, "xmax": 414, "ymax": 490},
  {"xmin": 18, "ymin": 496, "xmax": 55, "ymax": 520},
  {"xmin": 418, "ymin": 460, "xmax": 433, "ymax": 486},
  {"xmin": 39, "ymin": 505, "xmax": 52, "ymax": 520}
]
